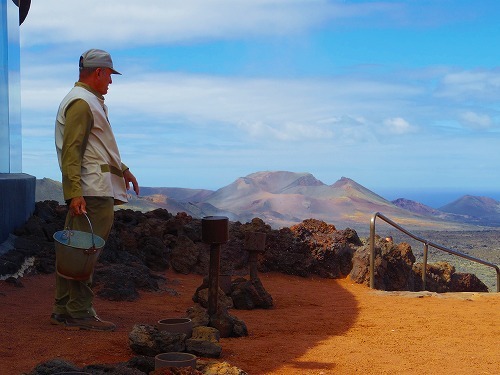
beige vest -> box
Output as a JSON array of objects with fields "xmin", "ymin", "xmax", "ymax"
[{"xmin": 55, "ymin": 85, "xmax": 128, "ymax": 204}]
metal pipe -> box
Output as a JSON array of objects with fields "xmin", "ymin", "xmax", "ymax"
[
  {"xmin": 369, "ymin": 215, "xmax": 376, "ymax": 289},
  {"xmin": 497, "ymin": 271, "xmax": 500, "ymax": 294},
  {"xmin": 201, "ymin": 216, "xmax": 229, "ymax": 315},
  {"xmin": 208, "ymin": 243, "xmax": 221, "ymax": 315},
  {"xmin": 422, "ymin": 243, "xmax": 428, "ymax": 291},
  {"xmin": 249, "ymin": 251, "xmax": 258, "ymax": 280},
  {"xmin": 244, "ymin": 231, "xmax": 266, "ymax": 281}
]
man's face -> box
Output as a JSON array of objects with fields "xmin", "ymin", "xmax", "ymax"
[{"xmin": 95, "ymin": 67, "xmax": 113, "ymax": 95}]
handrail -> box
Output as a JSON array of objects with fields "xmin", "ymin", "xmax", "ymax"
[{"xmin": 369, "ymin": 212, "xmax": 500, "ymax": 293}]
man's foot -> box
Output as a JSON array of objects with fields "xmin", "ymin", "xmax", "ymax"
[
  {"xmin": 50, "ymin": 313, "xmax": 70, "ymax": 325},
  {"xmin": 64, "ymin": 316, "xmax": 116, "ymax": 331}
]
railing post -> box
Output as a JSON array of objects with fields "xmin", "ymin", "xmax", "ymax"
[
  {"xmin": 497, "ymin": 268, "xmax": 500, "ymax": 293},
  {"xmin": 422, "ymin": 243, "xmax": 428, "ymax": 291},
  {"xmin": 369, "ymin": 213, "xmax": 378, "ymax": 289}
]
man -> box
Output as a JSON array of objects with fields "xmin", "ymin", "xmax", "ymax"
[{"xmin": 53, "ymin": 49, "xmax": 139, "ymax": 331}]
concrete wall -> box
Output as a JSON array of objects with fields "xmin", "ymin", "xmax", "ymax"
[{"xmin": 0, "ymin": 174, "xmax": 36, "ymax": 242}]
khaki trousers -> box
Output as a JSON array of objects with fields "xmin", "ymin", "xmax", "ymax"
[{"xmin": 53, "ymin": 197, "xmax": 114, "ymax": 318}]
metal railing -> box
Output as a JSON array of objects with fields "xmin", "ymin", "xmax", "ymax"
[{"xmin": 369, "ymin": 212, "xmax": 500, "ymax": 293}]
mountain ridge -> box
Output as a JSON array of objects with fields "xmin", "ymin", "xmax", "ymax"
[{"xmin": 35, "ymin": 172, "xmax": 500, "ymax": 231}]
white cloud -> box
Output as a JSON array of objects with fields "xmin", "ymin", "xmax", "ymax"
[
  {"xmin": 382, "ymin": 117, "xmax": 416, "ymax": 135},
  {"xmin": 239, "ymin": 120, "xmax": 333, "ymax": 141},
  {"xmin": 103, "ymin": 72, "xmax": 428, "ymax": 142},
  {"xmin": 21, "ymin": 0, "xmax": 446, "ymax": 47},
  {"xmin": 23, "ymin": 66, "xmax": 495, "ymax": 150},
  {"xmin": 459, "ymin": 111, "xmax": 493, "ymax": 130},
  {"xmin": 20, "ymin": 0, "xmax": 345, "ymax": 46},
  {"xmin": 436, "ymin": 70, "xmax": 500, "ymax": 101}
]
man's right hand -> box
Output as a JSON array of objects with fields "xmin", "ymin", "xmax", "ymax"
[{"xmin": 69, "ymin": 196, "xmax": 87, "ymax": 216}]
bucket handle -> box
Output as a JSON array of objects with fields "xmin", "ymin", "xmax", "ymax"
[{"xmin": 63, "ymin": 213, "xmax": 99, "ymax": 255}]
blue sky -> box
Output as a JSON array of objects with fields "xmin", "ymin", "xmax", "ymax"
[{"xmin": 18, "ymin": 0, "xmax": 500, "ymax": 206}]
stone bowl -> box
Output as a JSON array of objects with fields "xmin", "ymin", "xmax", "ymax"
[
  {"xmin": 154, "ymin": 352, "xmax": 197, "ymax": 369},
  {"xmin": 157, "ymin": 317, "xmax": 193, "ymax": 338}
]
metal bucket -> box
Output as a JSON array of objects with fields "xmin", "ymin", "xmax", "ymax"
[{"xmin": 53, "ymin": 213, "xmax": 105, "ymax": 281}]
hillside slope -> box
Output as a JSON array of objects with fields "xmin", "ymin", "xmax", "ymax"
[
  {"xmin": 439, "ymin": 195, "xmax": 500, "ymax": 225},
  {"xmin": 36, "ymin": 178, "xmax": 65, "ymax": 204},
  {"xmin": 391, "ymin": 198, "xmax": 475, "ymax": 222}
]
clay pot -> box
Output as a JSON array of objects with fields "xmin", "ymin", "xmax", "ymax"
[
  {"xmin": 157, "ymin": 318, "xmax": 193, "ymax": 338},
  {"xmin": 154, "ymin": 352, "xmax": 197, "ymax": 369}
]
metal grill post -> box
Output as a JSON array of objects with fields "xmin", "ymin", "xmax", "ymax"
[
  {"xmin": 244, "ymin": 231, "xmax": 266, "ymax": 280},
  {"xmin": 201, "ymin": 216, "xmax": 229, "ymax": 315}
]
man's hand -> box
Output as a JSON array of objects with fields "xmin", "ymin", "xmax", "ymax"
[
  {"xmin": 69, "ymin": 196, "xmax": 87, "ymax": 216},
  {"xmin": 123, "ymin": 169, "xmax": 140, "ymax": 195}
]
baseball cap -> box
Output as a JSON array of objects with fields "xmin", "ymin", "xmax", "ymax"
[{"xmin": 79, "ymin": 49, "xmax": 121, "ymax": 75}]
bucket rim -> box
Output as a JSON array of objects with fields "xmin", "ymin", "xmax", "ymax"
[{"xmin": 53, "ymin": 229, "xmax": 105, "ymax": 250}]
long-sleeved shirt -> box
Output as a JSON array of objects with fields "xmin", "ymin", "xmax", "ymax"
[{"xmin": 55, "ymin": 82, "xmax": 128, "ymax": 204}]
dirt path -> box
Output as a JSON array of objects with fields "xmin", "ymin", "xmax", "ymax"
[{"xmin": 0, "ymin": 272, "xmax": 498, "ymax": 375}]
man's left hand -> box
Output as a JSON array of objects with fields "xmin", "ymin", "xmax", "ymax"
[{"xmin": 123, "ymin": 169, "xmax": 140, "ymax": 195}]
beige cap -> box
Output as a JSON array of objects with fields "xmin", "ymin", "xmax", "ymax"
[{"xmin": 79, "ymin": 49, "xmax": 121, "ymax": 75}]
